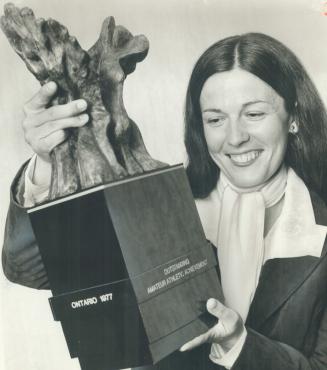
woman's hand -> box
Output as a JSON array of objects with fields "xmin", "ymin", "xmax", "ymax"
[
  {"xmin": 22, "ymin": 81, "xmax": 89, "ymax": 185},
  {"xmin": 180, "ymin": 298, "xmax": 244, "ymax": 353}
]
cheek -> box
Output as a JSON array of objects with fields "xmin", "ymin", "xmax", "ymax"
[
  {"xmin": 203, "ymin": 127, "xmax": 226, "ymax": 154},
  {"xmin": 267, "ymin": 123, "xmax": 289, "ymax": 151},
  {"xmin": 260, "ymin": 120, "xmax": 289, "ymax": 163}
]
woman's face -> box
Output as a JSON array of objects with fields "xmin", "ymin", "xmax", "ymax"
[{"xmin": 200, "ymin": 69, "xmax": 291, "ymax": 188}]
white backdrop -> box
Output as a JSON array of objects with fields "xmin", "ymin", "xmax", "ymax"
[{"xmin": 1, "ymin": 0, "xmax": 327, "ymax": 369}]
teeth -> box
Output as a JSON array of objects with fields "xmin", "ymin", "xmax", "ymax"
[{"xmin": 230, "ymin": 151, "xmax": 260, "ymax": 163}]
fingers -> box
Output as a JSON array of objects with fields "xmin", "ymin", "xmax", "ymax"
[
  {"xmin": 179, "ymin": 322, "xmax": 231, "ymax": 352},
  {"xmin": 207, "ymin": 298, "xmax": 240, "ymax": 327},
  {"xmin": 23, "ymin": 82, "xmax": 88, "ymax": 125},
  {"xmin": 24, "ymin": 82, "xmax": 58, "ymax": 113},
  {"xmin": 180, "ymin": 300, "xmax": 244, "ymax": 353},
  {"xmin": 179, "ymin": 300, "xmax": 225, "ymax": 352},
  {"xmin": 38, "ymin": 114, "xmax": 89, "ymax": 136},
  {"xmin": 25, "ymin": 114, "xmax": 88, "ymax": 147},
  {"xmin": 206, "ymin": 298, "xmax": 226, "ymax": 319},
  {"xmin": 180, "ymin": 332, "xmax": 209, "ymax": 352},
  {"xmin": 41, "ymin": 130, "xmax": 68, "ymax": 154},
  {"xmin": 29, "ymin": 130, "xmax": 68, "ymax": 158},
  {"xmin": 29, "ymin": 99, "xmax": 88, "ymax": 127},
  {"xmin": 179, "ymin": 299, "xmax": 244, "ymax": 353},
  {"xmin": 22, "ymin": 83, "xmax": 89, "ymax": 159}
]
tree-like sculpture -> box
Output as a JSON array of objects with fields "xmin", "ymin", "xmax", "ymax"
[{"xmin": 1, "ymin": 3, "xmax": 166, "ymax": 201}]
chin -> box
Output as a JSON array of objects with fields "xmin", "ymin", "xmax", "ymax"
[{"xmin": 222, "ymin": 169, "xmax": 271, "ymax": 189}]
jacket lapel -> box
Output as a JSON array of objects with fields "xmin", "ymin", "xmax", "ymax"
[
  {"xmin": 246, "ymin": 254, "xmax": 323, "ymax": 329},
  {"xmin": 246, "ymin": 191, "xmax": 327, "ymax": 329}
]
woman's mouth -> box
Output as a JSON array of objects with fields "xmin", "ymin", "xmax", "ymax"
[{"xmin": 227, "ymin": 150, "xmax": 262, "ymax": 166}]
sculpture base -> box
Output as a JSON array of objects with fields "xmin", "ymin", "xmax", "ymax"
[{"xmin": 28, "ymin": 164, "xmax": 223, "ymax": 370}]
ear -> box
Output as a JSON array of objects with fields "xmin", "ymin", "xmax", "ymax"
[
  {"xmin": 288, "ymin": 120, "xmax": 299, "ymax": 134},
  {"xmin": 287, "ymin": 101, "xmax": 298, "ymax": 133}
]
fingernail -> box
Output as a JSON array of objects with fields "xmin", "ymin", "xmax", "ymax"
[
  {"xmin": 180, "ymin": 345, "xmax": 187, "ymax": 352},
  {"xmin": 77, "ymin": 100, "xmax": 87, "ymax": 110},
  {"xmin": 80, "ymin": 114, "xmax": 89, "ymax": 123},
  {"xmin": 207, "ymin": 298, "xmax": 217, "ymax": 310},
  {"xmin": 46, "ymin": 81, "xmax": 56, "ymax": 92}
]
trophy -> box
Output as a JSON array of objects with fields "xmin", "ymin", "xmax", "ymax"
[{"xmin": 1, "ymin": 4, "xmax": 223, "ymax": 369}]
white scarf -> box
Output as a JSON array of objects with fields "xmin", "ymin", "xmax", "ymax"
[{"xmin": 217, "ymin": 165, "xmax": 287, "ymax": 321}]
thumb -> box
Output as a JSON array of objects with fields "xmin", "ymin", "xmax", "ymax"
[
  {"xmin": 25, "ymin": 81, "xmax": 57, "ymax": 112},
  {"xmin": 206, "ymin": 298, "xmax": 226, "ymax": 319}
]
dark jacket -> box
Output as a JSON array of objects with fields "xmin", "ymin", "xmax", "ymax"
[{"xmin": 2, "ymin": 163, "xmax": 327, "ymax": 370}]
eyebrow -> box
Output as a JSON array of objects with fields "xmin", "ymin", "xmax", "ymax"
[{"xmin": 202, "ymin": 100, "xmax": 268, "ymax": 113}]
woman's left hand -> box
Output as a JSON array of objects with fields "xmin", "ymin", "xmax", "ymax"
[{"xmin": 180, "ymin": 298, "xmax": 244, "ymax": 353}]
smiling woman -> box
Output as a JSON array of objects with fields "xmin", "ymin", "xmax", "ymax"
[
  {"xmin": 200, "ymin": 69, "xmax": 290, "ymax": 188},
  {"xmin": 176, "ymin": 32, "xmax": 327, "ymax": 370}
]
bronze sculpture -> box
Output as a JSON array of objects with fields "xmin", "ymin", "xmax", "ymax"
[{"xmin": 1, "ymin": 3, "xmax": 166, "ymax": 201}]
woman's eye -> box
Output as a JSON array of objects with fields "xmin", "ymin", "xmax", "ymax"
[
  {"xmin": 245, "ymin": 111, "xmax": 266, "ymax": 120},
  {"xmin": 204, "ymin": 117, "xmax": 225, "ymax": 126}
]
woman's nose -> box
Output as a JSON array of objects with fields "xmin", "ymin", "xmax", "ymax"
[{"xmin": 226, "ymin": 121, "xmax": 250, "ymax": 147}]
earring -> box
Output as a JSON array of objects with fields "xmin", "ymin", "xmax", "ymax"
[{"xmin": 289, "ymin": 122, "xmax": 299, "ymax": 134}]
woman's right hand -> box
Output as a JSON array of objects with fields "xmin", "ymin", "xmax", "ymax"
[{"xmin": 22, "ymin": 81, "xmax": 89, "ymax": 185}]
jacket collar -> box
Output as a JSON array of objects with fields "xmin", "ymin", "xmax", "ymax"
[
  {"xmin": 247, "ymin": 188, "xmax": 327, "ymax": 329},
  {"xmin": 264, "ymin": 168, "xmax": 327, "ymax": 261}
]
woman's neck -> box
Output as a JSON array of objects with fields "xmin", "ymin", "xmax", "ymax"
[{"xmin": 264, "ymin": 195, "xmax": 285, "ymax": 237}]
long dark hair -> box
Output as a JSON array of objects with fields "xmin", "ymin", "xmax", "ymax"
[{"xmin": 185, "ymin": 33, "xmax": 327, "ymax": 201}]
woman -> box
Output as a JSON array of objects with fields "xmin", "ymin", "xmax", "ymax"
[
  {"xmin": 2, "ymin": 33, "xmax": 327, "ymax": 369},
  {"xmin": 179, "ymin": 32, "xmax": 327, "ymax": 369}
]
